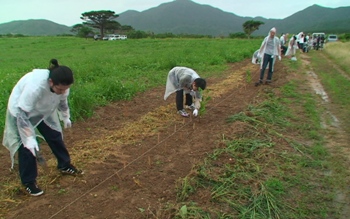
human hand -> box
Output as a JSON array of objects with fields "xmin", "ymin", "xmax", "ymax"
[
  {"xmin": 190, "ymin": 90, "xmax": 196, "ymax": 96},
  {"xmin": 63, "ymin": 118, "xmax": 72, "ymax": 129},
  {"xmin": 193, "ymin": 109, "xmax": 198, "ymax": 117},
  {"xmin": 278, "ymin": 55, "xmax": 281, "ymax": 61},
  {"xmin": 24, "ymin": 137, "xmax": 39, "ymax": 157}
]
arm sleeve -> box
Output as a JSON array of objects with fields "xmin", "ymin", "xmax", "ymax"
[
  {"xmin": 57, "ymin": 98, "xmax": 70, "ymax": 121},
  {"xmin": 16, "ymin": 109, "xmax": 38, "ymax": 148}
]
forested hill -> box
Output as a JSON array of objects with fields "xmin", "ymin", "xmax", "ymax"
[{"xmin": 0, "ymin": 0, "xmax": 349, "ymax": 36}]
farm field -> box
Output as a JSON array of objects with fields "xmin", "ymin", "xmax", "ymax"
[{"xmin": 0, "ymin": 38, "xmax": 349, "ymax": 219}]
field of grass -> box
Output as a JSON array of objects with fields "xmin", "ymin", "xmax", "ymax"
[
  {"xmin": 0, "ymin": 37, "xmax": 260, "ymax": 135},
  {"xmin": 0, "ymin": 38, "xmax": 349, "ymax": 218}
]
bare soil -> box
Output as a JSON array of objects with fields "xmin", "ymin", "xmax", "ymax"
[{"xmin": 0, "ymin": 55, "xmax": 349, "ymax": 219}]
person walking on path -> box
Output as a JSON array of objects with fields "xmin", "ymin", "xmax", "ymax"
[
  {"xmin": 255, "ymin": 27, "xmax": 282, "ymax": 86},
  {"xmin": 164, "ymin": 67, "xmax": 206, "ymax": 117},
  {"xmin": 285, "ymin": 35, "xmax": 298, "ymax": 61},
  {"xmin": 2, "ymin": 59, "xmax": 83, "ymax": 197}
]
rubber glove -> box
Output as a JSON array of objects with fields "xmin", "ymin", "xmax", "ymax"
[
  {"xmin": 278, "ymin": 55, "xmax": 281, "ymax": 61},
  {"xmin": 190, "ymin": 90, "xmax": 196, "ymax": 97},
  {"xmin": 24, "ymin": 137, "xmax": 39, "ymax": 157},
  {"xmin": 63, "ymin": 118, "xmax": 72, "ymax": 129},
  {"xmin": 193, "ymin": 109, "xmax": 198, "ymax": 117}
]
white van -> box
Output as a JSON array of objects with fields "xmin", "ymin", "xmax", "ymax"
[
  {"xmin": 117, "ymin": 35, "xmax": 127, "ymax": 40},
  {"xmin": 312, "ymin": 32, "xmax": 325, "ymax": 39}
]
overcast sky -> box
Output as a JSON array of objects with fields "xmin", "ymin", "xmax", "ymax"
[{"xmin": 1, "ymin": 0, "xmax": 349, "ymax": 26}]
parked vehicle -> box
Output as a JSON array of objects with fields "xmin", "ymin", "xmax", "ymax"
[
  {"xmin": 102, "ymin": 35, "xmax": 111, "ymax": 40},
  {"xmin": 108, "ymin": 35, "xmax": 120, "ymax": 40},
  {"xmin": 93, "ymin": 34, "xmax": 101, "ymax": 40},
  {"xmin": 118, "ymin": 35, "xmax": 127, "ymax": 40},
  {"xmin": 327, "ymin": 34, "xmax": 338, "ymax": 43},
  {"xmin": 109, "ymin": 35, "xmax": 127, "ymax": 40}
]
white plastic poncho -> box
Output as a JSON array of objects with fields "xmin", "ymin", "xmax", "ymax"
[
  {"xmin": 2, "ymin": 69, "xmax": 71, "ymax": 167},
  {"xmin": 257, "ymin": 28, "xmax": 281, "ymax": 71},
  {"xmin": 164, "ymin": 67, "xmax": 202, "ymax": 104},
  {"xmin": 251, "ymin": 49, "xmax": 261, "ymax": 65},
  {"xmin": 285, "ymin": 36, "xmax": 298, "ymax": 57},
  {"xmin": 258, "ymin": 28, "xmax": 281, "ymax": 68}
]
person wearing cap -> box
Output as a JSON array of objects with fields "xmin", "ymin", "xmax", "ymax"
[
  {"xmin": 255, "ymin": 27, "xmax": 282, "ymax": 86},
  {"xmin": 164, "ymin": 67, "xmax": 207, "ymax": 117}
]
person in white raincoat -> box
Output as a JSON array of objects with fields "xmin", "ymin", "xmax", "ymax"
[
  {"xmin": 164, "ymin": 67, "xmax": 206, "ymax": 117},
  {"xmin": 285, "ymin": 35, "xmax": 298, "ymax": 61},
  {"xmin": 2, "ymin": 59, "xmax": 83, "ymax": 196},
  {"xmin": 255, "ymin": 27, "xmax": 281, "ymax": 86}
]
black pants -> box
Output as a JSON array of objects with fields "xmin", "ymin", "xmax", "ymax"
[
  {"xmin": 18, "ymin": 121, "xmax": 71, "ymax": 185},
  {"xmin": 259, "ymin": 53, "xmax": 274, "ymax": 82},
  {"xmin": 176, "ymin": 89, "xmax": 192, "ymax": 110}
]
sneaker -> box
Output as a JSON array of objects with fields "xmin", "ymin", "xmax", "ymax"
[
  {"xmin": 255, "ymin": 80, "xmax": 263, "ymax": 87},
  {"xmin": 25, "ymin": 183, "xmax": 44, "ymax": 196},
  {"xmin": 60, "ymin": 164, "xmax": 84, "ymax": 176},
  {"xmin": 177, "ymin": 109, "xmax": 189, "ymax": 117},
  {"xmin": 265, "ymin": 80, "xmax": 271, "ymax": 85},
  {"xmin": 185, "ymin": 104, "xmax": 195, "ymax": 110}
]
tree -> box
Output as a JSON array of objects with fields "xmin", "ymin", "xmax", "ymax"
[
  {"xmin": 80, "ymin": 10, "xmax": 119, "ymax": 37},
  {"xmin": 71, "ymin": 24, "xmax": 93, "ymax": 38},
  {"xmin": 242, "ymin": 20, "xmax": 264, "ymax": 39}
]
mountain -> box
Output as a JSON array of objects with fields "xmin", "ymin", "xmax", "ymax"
[
  {"xmin": 0, "ymin": 0, "xmax": 349, "ymax": 36},
  {"xmin": 254, "ymin": 4, "xmax": 350, "ymax": 35},
  {"xmin": 116, "ymin": 0, "xmax": 350, "ymax": 36},
  {"xmin": 116, "ymin": 0, "xmax": 248, "ymax": 36},
  {"xmin": 0, "ymin": 19, "xmax": 72, "ymax": 36}
]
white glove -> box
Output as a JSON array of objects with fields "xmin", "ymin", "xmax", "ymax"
[
  {"xmin": 193, "ymin": 109, "xmax": 198, "ymax": 117},
  {"xmin": 63, "ymin": 118, "xmax": 72, "ymax": 129},
  {"xmin": 278, "ymin": 55, "xmax": 281, "ymax": 61},
  {"xmin": 24, "ymin": 137, "xmax": 39, "ymax": 157},
  {"xmin": 190, "ymin": 90, "xmax": 195, "ymax": 96}
]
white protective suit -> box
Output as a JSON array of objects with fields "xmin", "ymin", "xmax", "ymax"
[
  {"xmin": 164, "ymin": 67, "xmax": 203, "ymax": 108},
  {"xmin": 285, "ymin": 36, "xmax": 298, "ymax": 57},
  {"xmin": 2, "ymin": 69, "xmax": 70, "ymax": 167},
  {"xmin": 257, "ymin": 29, "xmax": 281, "ymax": 72}
]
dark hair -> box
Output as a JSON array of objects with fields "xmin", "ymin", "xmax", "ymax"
[
  {"xmin": 194, "ymin": 78, "xmax": 206, "ymax": 90},
  {"xmin": 48, "ymin": 59, "xmax": 74, "ymax": 85},
  {"xmin": 48, "ymin": 59, "xmax": 59, "ymax": 70}
]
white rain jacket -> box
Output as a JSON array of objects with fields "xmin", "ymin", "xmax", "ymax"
[
  {"xmin": 257, "ymin": 33, "xmax": 281, "ymax": 70},
  {"xmin": 164, "ymin": 67, "xmax": 203, "ymax": 108},
  {"xmin": 285, "ymin": 36, "xmax": 298, "ymax": 57},
  {"xmin": 2, "ymin": 69, "xmax": 70, "ymax": 167}
]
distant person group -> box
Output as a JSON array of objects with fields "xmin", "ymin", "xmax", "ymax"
[{"xmin": 252, "ymin": 27, "xmax": 324, "ymax": 86}]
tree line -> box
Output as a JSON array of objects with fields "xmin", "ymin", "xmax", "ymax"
[{"xmin": 71, "ymin": 10, "xmax": 265, "ymax": 39}]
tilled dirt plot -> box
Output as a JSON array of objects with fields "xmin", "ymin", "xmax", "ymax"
[{"xmin": 0, "ymin": 56, "xmax": 348, "ymax": 219}]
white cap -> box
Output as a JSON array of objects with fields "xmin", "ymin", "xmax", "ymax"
[{"xmin": 270, "ymin": 27, "xmax": 276, "ymax": 32}]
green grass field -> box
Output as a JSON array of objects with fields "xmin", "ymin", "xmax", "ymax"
[{"xmin": 0, "ymin": 37, "xmax": 260, "ymax": 134}]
